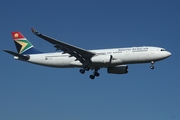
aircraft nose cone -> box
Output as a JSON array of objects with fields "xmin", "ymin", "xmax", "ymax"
[{"xmin": 167, "ymin": 51, "xmax": 171, "ymax": 57}]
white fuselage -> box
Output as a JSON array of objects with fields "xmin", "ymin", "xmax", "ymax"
[{"xmin": 16, "ymin": 46, "xmax": 171, "ymax": 68}]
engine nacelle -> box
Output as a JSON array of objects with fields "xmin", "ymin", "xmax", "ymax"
[
  {"xmin": 91, "ymin": 55, "xmax": 111, "ymax": 63},
  {"xmin": 107, "ymin": 65, "xmax": 128, "ymax": 74}
]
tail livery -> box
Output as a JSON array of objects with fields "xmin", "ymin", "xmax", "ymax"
[{"xmin": 12, "ymin": 32, "xmax": 41, "ymax": 54}]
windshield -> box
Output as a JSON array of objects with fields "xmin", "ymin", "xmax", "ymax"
[{"xmin": 161, "ymin": 48, "xmax": 166, "ymax": 51}]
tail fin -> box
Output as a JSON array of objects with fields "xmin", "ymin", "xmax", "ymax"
[{"xmin": 12, "ymin": 32, "xmax": 42, "ymax": 54}]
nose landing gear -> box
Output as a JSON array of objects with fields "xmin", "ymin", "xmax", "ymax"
[{"xmin": 150, "ymin": 61, "xmax": 155, "ymax": 69}]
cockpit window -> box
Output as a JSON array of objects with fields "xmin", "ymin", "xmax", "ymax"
[{"xmin": 161, "ymin": 49, "xmax": 166, "ymax": 51}]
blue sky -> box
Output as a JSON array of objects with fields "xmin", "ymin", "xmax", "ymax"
[{"xmin": 0, "ymin": 0, "xmax": 180, "ymax": 120}]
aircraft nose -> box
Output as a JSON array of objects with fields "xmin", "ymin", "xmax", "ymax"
[{"xmin": 167, "ymin": 51, "xmax": 171, "ymax": 57}]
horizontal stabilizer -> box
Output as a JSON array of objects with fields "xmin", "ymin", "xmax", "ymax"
[{"xmin": 3, "ymin": 50, "xmax": 30, "ymax": 60}]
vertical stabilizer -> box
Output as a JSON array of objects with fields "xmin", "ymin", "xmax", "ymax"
[{"xmin": 12, "ymin": 32, "xmax": 41, "ymax": 54}]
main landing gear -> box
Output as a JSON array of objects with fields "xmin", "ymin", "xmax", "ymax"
[
  {"xmin": 79, "ymin": 66, "xmax": 90, "ymax": 74},
  {"xmin": 79, "ymin": 69, "xmax": 85, "ymax": 74},
  {"xmin": 89, "ymin": 69, "xmax": 100, "ymax": 80},
  {"xmin": 150, "ymin": 61, "xmax": 155, "ymax": 69},
  {"xmin": 79, "ymin": 67, "xmax": 100, "ymax": 80}
]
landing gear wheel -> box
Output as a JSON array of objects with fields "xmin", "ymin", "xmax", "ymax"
[
  {"xmin": 85, "ymin": 67, "xmax": 90, "ymax": 71},
  {"xmin": 150, "ymin": 66, "xmax": 154, "ymax": 69},
  {"xmin": 79, "ymin": 69, "xmax": 85, "ymax": 74},
  {"xmin": 94, "ymin": 72, "xmax": 100, "ymax": 77},
  {"xmin": 90, "ymin": 75, "xmax": 95, "ymax": 80},
  {"xmin": 150, "ymin": 61, "xmax": 155, "ymax": 69}
]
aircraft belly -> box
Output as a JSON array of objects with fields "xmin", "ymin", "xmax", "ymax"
[
  {"xmin": 55, "ymin": 56, "xmax": 75, "ymax": 67},
  {"xmin": 70, "ymin": 61, "xmax": 83, "ymax": 67},
  {"xmin": 89, "ymin": 59, "xmax": 123, "ymax": 68},
  {"xmin": 28, "ymin": 55, "xmax": 74, "ymax": 68},
  {"xmin": 148, "ymin": 52, "xmax": 167, "ymax": 61}
]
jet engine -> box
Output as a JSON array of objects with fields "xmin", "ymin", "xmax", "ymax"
[
  {"xmin": 107, "ymin": 65, "xmax": 128, "ymax": 74},
  {"xmin": 91, "ymin": 55, "xmax": 112, "ymax": 63}
]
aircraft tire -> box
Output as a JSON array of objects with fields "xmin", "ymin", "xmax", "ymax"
[
  {"xmin": 150, "ymin": 66, "xmax": 154, "ymax": 69},
  {"xmin": 80, "ymin": 69, "xmax": 85, "ymax": 74},
  {"xmin": 90, "ymin": 75, "xmax": 95, "ymax": 79},
  {"xmin": 94, "ymin": 72, "xmax": 100, "ymax": 77}
]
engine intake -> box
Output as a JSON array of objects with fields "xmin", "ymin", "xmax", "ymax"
[{"xmin": 107, "ymin": 65, "xmax": 128, "ymax": 74}]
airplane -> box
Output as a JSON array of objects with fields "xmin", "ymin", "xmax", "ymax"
[{"xmin": 3, "ymin": 28, "xmax": 171, "ymax": 79}]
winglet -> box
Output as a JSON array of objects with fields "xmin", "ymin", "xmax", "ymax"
[
  {"xmin": 31, "ymin": 28, "xmax": 40, "ymax": 35},
  {"xmin": 31, "ymin": 28, "xmax": 36, "ymax": 33}
]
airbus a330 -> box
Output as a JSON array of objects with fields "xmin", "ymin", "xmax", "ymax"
[{"xmin": 3, "ymin": 28, "xmax": 171, "ymax": 79}]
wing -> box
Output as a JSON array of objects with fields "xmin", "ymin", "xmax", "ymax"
[{"xmin": 31, "ymin": 28, "xmax": 95, "ymax": 63}]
